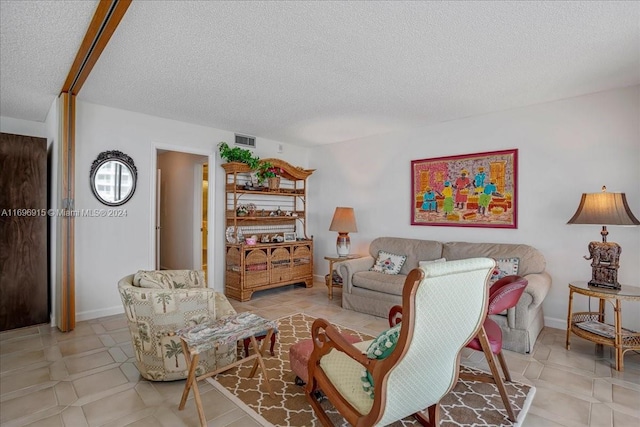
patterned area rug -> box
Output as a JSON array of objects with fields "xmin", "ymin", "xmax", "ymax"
[{"xmin": 208, "ymin": 313, "xmax": 535, "ymax": 426}]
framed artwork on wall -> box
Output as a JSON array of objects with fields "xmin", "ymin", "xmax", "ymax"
[{"xmin": 411, "ymin": 149, "xmax": 518, "ymax": 228}]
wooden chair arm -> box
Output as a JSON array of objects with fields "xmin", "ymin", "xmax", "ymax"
[{"xmin": 310, "ymin": 318, "xmax": 371, "ymax": 367}]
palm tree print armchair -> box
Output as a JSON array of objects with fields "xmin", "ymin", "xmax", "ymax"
[{"xmin": 118, "ymin": 270, "xmax": 237, "ymax": 381}]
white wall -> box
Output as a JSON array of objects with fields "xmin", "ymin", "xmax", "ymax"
[
  {"xmin": 73, "ymin": 100, "xmax": 308, "ymax": 320},
  {"xmin": 308, "ymin": 86, "xmax": 640, "ymax": 330},
  {"xmin": 0, "ymin": 116, "xmax": 47, "ymax": 138}
]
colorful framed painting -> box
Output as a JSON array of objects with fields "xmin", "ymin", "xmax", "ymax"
[{"xmin": 411, "ymin": 149, "xmax": 518, "ymax": 228}]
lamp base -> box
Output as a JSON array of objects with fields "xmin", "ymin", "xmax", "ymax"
[
  {"xmin": 336, "ymin": 233, "xmax": 351, "ymax": 257},
  {"xmin": 584, "ymin": 241, "xmax": 621, "ymax": 290}
]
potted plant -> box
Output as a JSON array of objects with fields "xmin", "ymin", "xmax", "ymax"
[
  {"xmin": 218, "ymin": 142, "xmax": 260, "ymax": 170},
  {"xmin": 256, "ymin": 161, "xmax": 283, "ymax": 189}
]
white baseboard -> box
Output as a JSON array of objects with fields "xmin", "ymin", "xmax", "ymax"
[
  {"xmin": 544, "ymin": 315, "xmax": 567, "ymax": 331},
  {"xmin": 76, "ymin": 305, "xmax": 124, "ymax": 322}
]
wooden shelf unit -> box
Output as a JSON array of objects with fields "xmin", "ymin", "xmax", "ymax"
[{"xmin": 222, "ymin": 159, "xmax": 315, "ymax": 301}]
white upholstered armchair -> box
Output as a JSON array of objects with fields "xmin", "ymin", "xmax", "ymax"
[
  {"xmin": 118, "ymin": 270, "xmax": 237, "ymax": 381},
  {"xmin": 306, "ymin": 258, "xmax": 494, "ymax": 426}
]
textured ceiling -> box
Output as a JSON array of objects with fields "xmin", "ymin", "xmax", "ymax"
[
  {"xmin": 0, "ymin": 0, "xmax": 99, "ymax": 121},
  {"xmin": 1, "ymin": 1, "xmax": 638, "ymax": 146}
]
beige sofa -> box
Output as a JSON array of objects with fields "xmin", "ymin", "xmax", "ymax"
[{"xmin": 337, "ymin": 237, "xmax": 551, "ymax": 353}]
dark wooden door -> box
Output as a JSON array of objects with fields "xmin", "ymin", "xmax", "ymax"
[{"xmin": 0, "ymin": 132, "xmax": 48, "ymax": 331}]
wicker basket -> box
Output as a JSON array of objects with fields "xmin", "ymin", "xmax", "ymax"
[{"xmin": 221, "ymin": 161, "xmax": 251, "ymax": 174}]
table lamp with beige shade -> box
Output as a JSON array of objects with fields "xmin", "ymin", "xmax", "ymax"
[
  {"xmin": 329, "ymin": 207, "xmax": 358, "ymax": 257},
  {"xmin": 567, "ymin": 186, "xmax": 639, "ymax": 289}
]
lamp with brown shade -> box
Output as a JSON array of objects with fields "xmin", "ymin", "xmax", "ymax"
[
  {"xmin": 567, "ymin": 186, "xmax": 640, "ymax": 289},
  {"xmin": 329, "ymin": 207, "xmax": 358, "ymax": 257}
]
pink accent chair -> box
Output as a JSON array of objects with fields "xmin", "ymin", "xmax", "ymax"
[{"xmin": 460, "ymin": 275, "xmax": 528, "ymax": 422}]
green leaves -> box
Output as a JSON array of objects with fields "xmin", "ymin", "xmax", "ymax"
[{"xmin": 217, "ymin": 142, "xmax": 260, "ymax": 169}]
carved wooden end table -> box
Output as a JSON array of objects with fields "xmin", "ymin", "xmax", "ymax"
[
  {"xmin": 566, "ymin": 281, "xmax": 640, "ymax": 371},
  {"xmin": 176, "ymin": 312, "xmax": 277, "ymax": 426}
]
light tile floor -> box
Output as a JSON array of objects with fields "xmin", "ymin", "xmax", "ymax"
[{"xmin": 1, "ymin": 282, "xmax": 639, "ymax": 426}]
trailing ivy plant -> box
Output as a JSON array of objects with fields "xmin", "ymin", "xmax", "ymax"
[{"xmin": 217, "ymin": 142, "xmax": 260, "ymax": 169}]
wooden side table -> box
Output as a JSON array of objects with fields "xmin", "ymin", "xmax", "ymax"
[
  {"xmin": 324, "ymin": 254, "xmax": 363, "ymax": 300},
  {"xmin": 566, "ymin": 281, "xmax": 640, "ymax": 371}
]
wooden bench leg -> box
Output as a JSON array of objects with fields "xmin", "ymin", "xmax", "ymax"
[
  {"xmin": 247, "ymin": 330, "xmax": 275, "ymax": 398},
  {"xmin": 178, "ymin": 340, "xmax": 207, "ymax": 427}
]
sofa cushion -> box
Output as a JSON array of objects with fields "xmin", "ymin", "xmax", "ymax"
[
  {"xmin": 370, "ymin": 250, "xmax": 407, "ymax": 275},
  {"xmin": 369, "ymin": 237, "xmax": 443, "ymax": 275},
  {"xmin": 319, "ymin": 340, "xmax": 373, "ymax": 415},
  {"xmin": 134, "ymin": 270, "xmax": 176, "ymax": 289},
  {"xmin": 353, "ymin": 271, "xmax": 406, "ymax": 295},
  {"xmin": 442, "ymin": 241, "xmax": 545, "ymax": 276}
]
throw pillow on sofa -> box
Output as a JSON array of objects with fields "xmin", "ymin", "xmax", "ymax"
[
  {"xmin": 490, "ymin": 257, "xmax": 520, "ymax": 285},
  {"xmin": 369, "ymin": 250, "xmax": 407, "ymax": 275}
]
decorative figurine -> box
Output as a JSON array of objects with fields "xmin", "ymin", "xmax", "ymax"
[{"xmin": 584, "ymin": 241, "xmax": 621, "ymax": 289}]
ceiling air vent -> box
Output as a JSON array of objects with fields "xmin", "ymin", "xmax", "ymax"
[{"xmin": 235, "ymin": 134, "xmax": 256, "ymax": 148}]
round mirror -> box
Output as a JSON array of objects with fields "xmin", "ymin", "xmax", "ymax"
[{"xmin": 90, "ymin": 150, "xmax": 137, "ymax": 206}]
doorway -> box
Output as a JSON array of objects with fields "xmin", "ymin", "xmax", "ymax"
[{"xmin": 155, "ymin": 150, "xmax": 209, "ymax": 273}]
